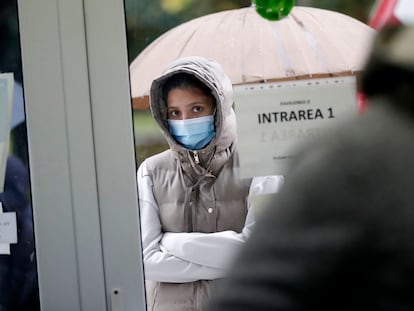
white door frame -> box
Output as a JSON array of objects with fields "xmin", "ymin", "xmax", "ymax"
[{"xmin": 17, "ymin": 0, "xmax": 146, "ymax": 310}]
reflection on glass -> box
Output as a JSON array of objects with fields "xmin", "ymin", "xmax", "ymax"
[{"xmin": 0, "ymin": 0, "xmax": 40, "ymax": 310}]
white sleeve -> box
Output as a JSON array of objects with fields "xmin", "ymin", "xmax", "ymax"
[
  {"xmin": 137, "ymin": 161, "xmax": 226, "ymax": 283},
  {"xmin": 160, "ymin": 175, "xmax": 285, "ymax": 270}
]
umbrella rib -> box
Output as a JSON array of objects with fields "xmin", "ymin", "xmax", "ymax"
[
  {"xmin": 241, "ymin": 7, "xmax": 249, "ymax": 83},
  {"xmin": 177, "ymin": 19, "xmax": 203, "ymax": 56},
  {"xmin": 211, "ymin": 9, "xmax": 236, "ymax": 58},
  {"xmin": 284, "ymin": 12, "xmax": 312, "ymax": 78},
  {"xmin": 290, "ymin": 12, "xmax": 331, "ymax": 76},
  {"xmin": 177, "ymin": 10, "xmax": 233, "ymax": 58},
  {"xmin": 270, "ymin": 22, "xmax": 295, "ymax": 78}
]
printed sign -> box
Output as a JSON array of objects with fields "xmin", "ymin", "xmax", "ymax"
[
  {"xmin": 0, "ymin": 73, "xmax": 14, "ymax": 192},
  {"xmin": 234, "ymin": 76, "xmax": 357, "ymax": 178}
]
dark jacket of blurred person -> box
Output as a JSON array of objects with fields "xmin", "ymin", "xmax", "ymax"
[{"xmin": 205, "ymin": 25, "xmax": 414, "ymax": 311}]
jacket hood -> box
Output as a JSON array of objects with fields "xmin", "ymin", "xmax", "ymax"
[{"xmin": 149, "ymin": 56, "xmax": 237, "ymax": 153}]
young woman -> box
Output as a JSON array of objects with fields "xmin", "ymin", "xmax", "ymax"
[{"xmin": 137, "ymin": 56, "xmax": 283, "ymax": 311}]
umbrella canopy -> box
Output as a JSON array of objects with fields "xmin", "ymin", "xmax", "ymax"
[{"xmin": 130, "ymin": 6, "xmax": 376, "ymax": 109}]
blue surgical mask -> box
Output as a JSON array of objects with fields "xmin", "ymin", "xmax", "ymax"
[{"xmin": 168, "ymin": 115, "xmax": 215, "ymax": 150}]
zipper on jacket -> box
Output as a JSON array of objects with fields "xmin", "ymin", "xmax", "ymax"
[{"xmin": 192, "ymin": 151, "xmax": 200, "ymax": 164}]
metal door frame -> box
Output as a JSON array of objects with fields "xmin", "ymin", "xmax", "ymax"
[{"xmin": 17, "ymin": 0, "xmax": 146, "ymax": 310}]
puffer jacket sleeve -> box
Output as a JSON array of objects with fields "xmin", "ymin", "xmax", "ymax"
[
  {"xmin": 137, "ymin": 161, "xmax": 227, "ymax": 283},
  {"xmin": 160, "ymin": 175, "xmax": 285, "ymax": 269}
]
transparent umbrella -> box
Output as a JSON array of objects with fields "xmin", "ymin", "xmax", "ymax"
[{"xmin": 129, "ymin": 5, "xmax": 376, "ymax": 109}]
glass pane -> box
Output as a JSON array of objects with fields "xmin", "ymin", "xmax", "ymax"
[
  {"xmin": 0, "ymin": 0, "xmax": 40, "ymax": 310},
  {"xmin": 124, "ymin": 1, "xmax": 375, "ymax": 310}
]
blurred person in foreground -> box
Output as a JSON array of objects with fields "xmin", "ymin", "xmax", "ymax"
[{"xmin": 206, "ymin": 24, "xmax": 414, "ymax": 311}]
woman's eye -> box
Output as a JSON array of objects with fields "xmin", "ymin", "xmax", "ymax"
[
  {"xmin": 169, "ymin": 110, "xmax": 179, "ymax": 117},
  {"xmin": 193, "ymin": 106, "xmax": 202, "ymax": 113}
]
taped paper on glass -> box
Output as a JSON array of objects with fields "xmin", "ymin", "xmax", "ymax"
[
  {"xmin": 234, "ymin": 76, "xmax": 357, "ymax": 178},
  {"xmin": 0, "ymin": 202, "xmax": 16, "ymax": 254},
  {"xmin": 0, "ymin": 210, "xmax": 17, "ymax": 244},
  {"xmin": 0, "ymin": 73, "xmax": 14, "ymax": 193}
]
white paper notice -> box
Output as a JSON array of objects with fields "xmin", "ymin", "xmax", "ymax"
[
  {"xmin": 0, "ymin": 202, "xmax": 17, "ymax": 254},
  {"xmin": 0, "ymin": 73, "xmax": 14, "ymax": 193},
  {"xmin": 234, "ymin": 77, "xmax": 357, "ymax": 178},
  {"xmin": 0, "ymin": 212, "xmax": 17, "ymax": 244}
]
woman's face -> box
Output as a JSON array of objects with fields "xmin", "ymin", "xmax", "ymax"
[{"xmin": 167, "ymin": 87, "xmax": 215, "ymax": 120}]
